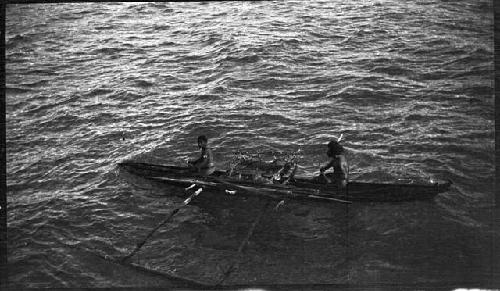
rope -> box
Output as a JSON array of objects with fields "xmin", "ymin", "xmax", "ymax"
[{"xmin": 121, "ymin": 187, "xmax": 203, "ymax": 263}]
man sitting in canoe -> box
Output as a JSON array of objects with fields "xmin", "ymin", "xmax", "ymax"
[
  {"xmin": 319, "ymin": 140, "xmax": 348, "ymax": 189},
  {"xmin": 188, "ymin": 135, "xmax": 215, "ymax": 175}
]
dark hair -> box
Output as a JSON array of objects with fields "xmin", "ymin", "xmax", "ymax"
[
  {"xmin": 197, "ymin": 135, "xmax": 208, "ymax": 142},
  {"xmin": 327, "ymin": 140, "xmax": 344, "ymax": 157}
]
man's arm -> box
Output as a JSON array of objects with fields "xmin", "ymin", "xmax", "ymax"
[
  {"xmin": 340, "ymin": 155, "xmax": 348, "ymax": 179},
  {"xmin": 320, "ymin": 159, "xmax": 334, "ymax": 173},
  {"xmin": 189, "ymin": 150, "xmax": 203, "ymax": 166}
]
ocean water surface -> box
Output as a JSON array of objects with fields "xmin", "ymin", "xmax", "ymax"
[{"xmin": 5, "ymin": 1, "xmax": 498, "ymax": 288}]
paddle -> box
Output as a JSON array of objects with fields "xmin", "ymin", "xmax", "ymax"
[{"xmin": 121, "ymin": 186, "xmax": 203, "ymax": 263}]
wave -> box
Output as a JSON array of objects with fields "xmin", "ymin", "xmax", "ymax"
[
  {"xmin": 146, "ymin": 2, "xmax": 170, "ymax": 9},
  {"xmin": 91, "ymin": 47, "xmax": 126, "ymax": 55},
  {"xmin": 132, "ymin": 80, "xmax": 154, "ymax": 88},
  {"xmin": 180, "ymin": 94, "xmax": 223, "ymax": 103},
  {"xmin": 337, "ymin": 87, "xmax": 399, "ymax": 104},
  {"xmin": 159, "ymin": 40, "xmax": 178, "ymax": 47},
  {"xmin": 200, "ymin": 35, "xmax": 224, "ymax": 47},
  {"xmin": 6, "ymin": 34, "xmax": 32, "ymax": 48},
  {"xmin": 21, "ymin": 80, "xmax": 50, "ymax": 88},
  {"xmin": 38, "ymin": 112, "xmax": 83, "ymax": 128},
  {"xmin": 451, "ymin": 67, "xmax": 493, "ymax": 79},
  {"xmin": 110, "ymin": 90, "xmax": 145, "ymax": 102},
  {"xmin": 460, "ymin": 84, "xmax": 494, "ymax": 98},
  {"xmin": 23, "ymin": 102, "xmax": 58, "ymax": 116},
  {"xmin": 404, "ymin": 114, "xmax": 428, "ymax": 122},
  {"xmin": 369, "ymin": 65, "xmax": 414, "ymax": 77},
  {"xmin": 6, "ymin": 87, "xmax": 33, "ymax": 95},
  {"xmin": 27, "ymin": 69, "xmax": 58, "ymax": 76},
  {"xmin": 222, "ymin": 54, "xmax": 261, "ymax": 64},
  {"xmin": 152, "ymin": 24, "xmax": 171, "ymax": 31},
  {"xmin": 419, "ymin": 70, "xmax": 452, "ymax": 80},
  {"xmin": 293, "ymin": 90, "xmax": 328, "ymax": 102},
  {"xmin": 84, "ymin": 88, "xmax": 115, "ymax": 98},
  {"xmin": 424, "ymin": 38, "xmax": 452, "ymax": 47},
  {"xmin": 94, "ymin": 25, "xmax": 116, "ymax": 31},
  {"xmin": 443, "ymin": 53, "xmax": 492, "ymax": 68}
]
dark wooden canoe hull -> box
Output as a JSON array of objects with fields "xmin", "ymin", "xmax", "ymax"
[{"xmin": 118, "ymin": 162, "xmax": 451, "ymax": 203}]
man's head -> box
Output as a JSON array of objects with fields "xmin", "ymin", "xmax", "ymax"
[
  {"xmin": 327, "ymin": 140, "xmax": 344, "ymax": 157},
  {"xmin": 197, "ymin": 135, "xmax": 208, "ymax": 148}
]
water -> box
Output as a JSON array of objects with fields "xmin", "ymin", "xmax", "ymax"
[{"xmin": 6, "ymin": 1, "xmax": 497, "ymax": 288}]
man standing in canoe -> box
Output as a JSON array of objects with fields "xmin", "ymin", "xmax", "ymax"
[
  {"xmin": 319, "ymin": 140, "xmax": 348, "ymax": 190},
  {"xmin": 188, "ymin": 135, "xmax": 215, "ymax": 175}
]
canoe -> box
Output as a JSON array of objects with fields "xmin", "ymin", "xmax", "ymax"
[{"xmin": 118, "ymin": 162, "xmax": 452, "ymax": 203}]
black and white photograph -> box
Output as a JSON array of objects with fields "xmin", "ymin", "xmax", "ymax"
[{"xmin": 3, "ymin": 1, "xmax": 498, "ymax": 289}]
